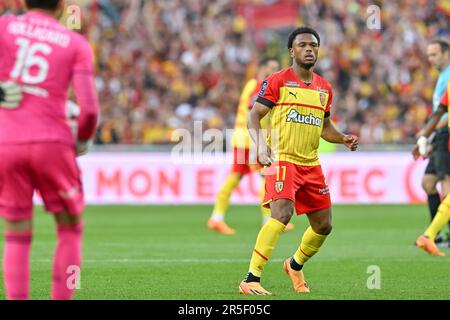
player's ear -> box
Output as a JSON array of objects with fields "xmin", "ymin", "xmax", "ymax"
[
  {"xmin": 55, "ymin": 0, "xmax": 65, "ymax": 19},
  {"xmin": 289, "ymin": 48, "xmax": 294, "ymax": 58}
]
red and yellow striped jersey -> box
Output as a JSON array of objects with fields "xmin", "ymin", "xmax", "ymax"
[
  {"xmin": 256, "ymin": 67, "xmax": 333, "ymax": 166},
  {"xmin": 232, "ymin": 78, "xmax": 269, "ymax": 148},
  {"xmin": 439, "ymin": 82, "xmax": 449, "ymax": 151}
]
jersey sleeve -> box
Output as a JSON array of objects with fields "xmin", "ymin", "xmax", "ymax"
[
  {"xmin": 72, "ymin": 36, "xmax": 99, "ymax": 141},
  {"xmin": 440, "ymin": 88, "xmax": 448, "ymax": 109},
  {"xmin": 256, "ymin": 73, "xmax": 280, "ymax": 108},
  {"xmin": 324, "ymin": 84, "xmax": 333, "ymax": 117},
  {"xmin": 73, "ymin": 36, "xmax": 95, "ymax": 74}
]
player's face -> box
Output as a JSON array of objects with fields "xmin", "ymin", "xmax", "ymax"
[
  {"xmin": 290, "ymin": 33, "xmax": 319, "ymax": 70},
  {"xmin": 427, "ymin": 44, "xmax": 446, "ymax": 71}
]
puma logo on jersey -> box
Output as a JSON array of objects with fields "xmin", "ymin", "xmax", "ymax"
[
  {"xmin": 288, "ymin": 91, "xmax": 298, "ymax": 99},
  {"xmin": 286, "ymin": 109, "xmax": 322, "ymax": 127}
]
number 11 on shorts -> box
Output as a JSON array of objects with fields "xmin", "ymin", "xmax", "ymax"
[{"xmin": 276, "ymin": 165, "xmax": 286, "ymax": 181}]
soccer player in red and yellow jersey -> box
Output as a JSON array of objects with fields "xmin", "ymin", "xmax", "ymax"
[
  {"xmin": 414, "ymin": 81, "xmax": 450, "ymax": 256},
  {"xmin": 239, "ymin": 27, "xmax": 359, "ymax": 295},
  {"xmin": 208, "ymin": 57, "xmax": 294, "ymax": 234}
]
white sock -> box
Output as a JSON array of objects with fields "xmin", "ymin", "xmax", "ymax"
[{"xmin": 211, "ymin": 213, "xmax": 224, "ymax": 221}]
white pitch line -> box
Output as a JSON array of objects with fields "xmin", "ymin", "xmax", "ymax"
[
  {"xmin": 28, "ymin": 257, "xmax": 449, "ymax": 264},
  {"xmin": 31, "ymin": 258, "xmax": 274, "ymax": 263}
]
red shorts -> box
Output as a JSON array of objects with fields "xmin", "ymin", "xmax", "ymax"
[
  {"xmin": 263, "ymin": 161, "xmax": 331, "ymax": 215},
  {"xmin": 231, "ymin": 147, "xmax": 262, "ymax": 175},
  {"xmin": 0, "ymin": 143, "xmax": 84, "ymax": 221}
]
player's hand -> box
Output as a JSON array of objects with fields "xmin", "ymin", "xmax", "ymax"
[
  {"xmin": 258, "ymin": 144, "xmax": 274, "ymax": 167},
  {"xmin": 416, "ymin": 136, "xmax": 428, "ymax": 156},
  {"xmin": 76, "ymin": 140, "xmax": 92, "ymax": 157},
  {"xmin": 412, "ymin": 144, "xmax": 421, "ymax": 160},
  {"xmin": 412, "ymin": 136, "xmax": 431, "ymax": 160},
  {"xmin": 343, "ymin": 134, "xmax": 359, "ymax": 151},
  {"xmin": 0, "ymin": 82, "xmax": 22, "ymax": 109}
]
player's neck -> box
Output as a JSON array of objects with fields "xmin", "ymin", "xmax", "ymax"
[
  {"xmin": 291, "ymin": 64, "xmax": 313, "ymax": 84},
  {"xmin": 442, "ymin": 62, "xmax": 450, "ymax": 72},
  {"xmin": 437, "ymin": 60, "xmax": 450, "ymax": 72},
  {"xmin": 28, "ymin": 8, "xmax": 58, "ymax": 19}
]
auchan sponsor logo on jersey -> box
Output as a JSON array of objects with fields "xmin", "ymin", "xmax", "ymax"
[{"xmin": 286, "ymin": 109, "xmax": 322, "ymax": 127}]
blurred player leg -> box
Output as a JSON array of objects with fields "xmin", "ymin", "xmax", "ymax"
[
  {"xmin": 422, "ymin": 137, "xmax": 450, "ymax": 245},
  {"xmin": 52, "ymin": 212, "xmax": 83, "ymax": 300},
  {"xmin": 424, "ymin": 195, "xmax": 450, "ymax": 241},
  {"xmin": 0, "ymin": 145, "xmax": 34, "ymax": 300},
  {"xmin": 422, "ymin": 173, "xmax": 440, "ymax": 221},
  {"xmin": 3, "ymin": 219, "xmax": 32, "ymax": 300},
  {"xmin": 416, "ymin": 194, "xmax": 450, "ymax": 256},
  {"xmin": 30, "ymin": 143, "xmax": 85, "ymax": 299},
  {"xmin": 207, "ymin": 172, "xmax": 241, "ymax": 235},
  {"xmin": 441, "ymin": 175, "xmax": 450, "ymax": 243}
]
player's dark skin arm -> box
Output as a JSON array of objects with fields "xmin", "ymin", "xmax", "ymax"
[
  {"xmin": 321, "ymin": 117, "xmax": 359, "ymax": 151},
  {"xmin": 417, "ymin": 105, "xmax": 447, "ymax": 138},
  {"xmin": 412, "ymin": 105, "xmax": 447, "ymax": 159},
  {"xmin": 247, "ymin": 102, "xmax": 274, "ymax": 166}
]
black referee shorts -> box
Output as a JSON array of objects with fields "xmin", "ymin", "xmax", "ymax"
[{"xmin": 424, "ymin": 129, "xmax": 450, "ymax": 181}]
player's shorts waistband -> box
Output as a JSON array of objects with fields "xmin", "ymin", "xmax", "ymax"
[{"xmin": 436, "ymin": 127, "xmax": 449, "ymax": 135}]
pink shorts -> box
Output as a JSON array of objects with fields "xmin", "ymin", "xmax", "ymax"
[{"xmin": 0, "ymin": 143, "xmax": 84, "ymax": 221}]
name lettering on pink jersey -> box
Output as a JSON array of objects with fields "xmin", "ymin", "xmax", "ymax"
[
  {"xmin": 0, "ymin": 12, "xmax": 99, "ymax": 145},
  {"xmin": 7, "ymin": 21, "xmax": 70, "ymax": 48}
]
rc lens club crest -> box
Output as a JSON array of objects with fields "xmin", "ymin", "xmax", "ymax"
[{"xmin": 275, "ymin": 181, "xmax": 284, "ymax": 193}]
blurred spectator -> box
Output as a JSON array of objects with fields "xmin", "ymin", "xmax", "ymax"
[{"xmin": 1, "ymin": 0, "xmax": 449, "ymax": 145}]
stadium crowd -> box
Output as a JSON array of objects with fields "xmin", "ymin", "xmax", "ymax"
[{"xmin": 1, "ymin": 0, "xmax": 449, "ymax": 145}]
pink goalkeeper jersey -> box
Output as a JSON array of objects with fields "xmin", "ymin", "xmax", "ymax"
[{"xmin": 0, "ymin": 11, "xmax": 98, "ymax": 144}]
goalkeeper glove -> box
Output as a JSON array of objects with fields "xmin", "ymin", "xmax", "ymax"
[
  {"xmin": 0, "ymin": 82, "xmax": 22, "ymax": 109},
  {"xmin": 417, "ymin": 136, "xmax": 428, "ymax": 156},
  {"xmin": 76, "ymin": 140, "xmax": 93, "ymax": 157}
]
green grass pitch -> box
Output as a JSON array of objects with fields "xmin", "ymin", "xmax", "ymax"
[{"xmin": 1, "ymin": 204, "xmax": 450, "ymax": 300}]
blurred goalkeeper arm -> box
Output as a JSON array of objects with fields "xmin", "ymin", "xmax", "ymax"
[
  {"xmin": 0, "ymin": 82, "xmax": 22, "ymax": 109},
  {"xmin": 72, "ymin": 39, "xmax": 100, "ymax": 157},
  {"xmin": 412, "ymin": 104, "xmax": 446, "ymax": 159},
  {"xmin": 72, "ymin": 72, "xmax": 99, "ymax": 156}
]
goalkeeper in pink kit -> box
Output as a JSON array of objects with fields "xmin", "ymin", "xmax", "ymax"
[{"xmin": 0, "ymin": 0, "xmax": 99, "ymax": 299}]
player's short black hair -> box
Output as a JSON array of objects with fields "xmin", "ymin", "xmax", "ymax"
[
  {"xmin": 258, "ymin": 56, "xmax": 279, "ymax": 67},
  {"xmin": 25, "ymin": 0, "xmax": 60, "ymax": 10},
  {"xmin": 287, "ymin": 27, "xmax": 321, "ymax": 49},
  {"xmin": 430, "ymin": 39, "xmax": 449, "ymax": 53}
]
